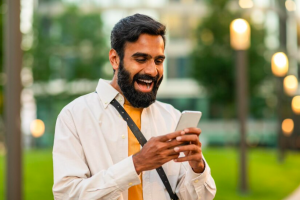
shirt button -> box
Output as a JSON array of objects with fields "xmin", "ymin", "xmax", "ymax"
[
  {"xmin": 194, "ymin": 179, "xmax": 199, "ymax": 183},
  {"xmin": 121, "ymin": 135, "xmax": 125, "ymax": 139},
  {"xmin": 129, "ymin": 182, "xmax": 132, "ymax": 186}
]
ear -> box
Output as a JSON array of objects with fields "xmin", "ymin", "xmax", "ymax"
[{"xmin": 109, "ymin": 49, "xmax": 120, "ymax": 71}]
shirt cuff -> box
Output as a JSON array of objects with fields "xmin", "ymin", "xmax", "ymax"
[
  {"xmin": 186, "ymin": 160, "xmax": 208, "ymax": 187},
  {"xmin": 107, "ymin": 155, "xmax": 141, "ymax": 192}
]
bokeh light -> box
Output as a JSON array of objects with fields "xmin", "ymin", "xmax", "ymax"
[
  {"xmin": 30, "ymin": 119, "xmax": 45, "ymax": 138},
  {"xmin": 239, "ymin": 0, "xmax": 254, "ymax": 9},
  {"xmin": 285, "ymin": 0, "xmax": 296, "ymax": 11},
  {"xmin": 282, "ymin": 119, "xmax": 294, "ymax": 136},
  {"xmin": 292, "ymin": 96, "xmax": 300, "ymax": 114},
  {"xmin": 283, "ymin": 75, "xmax": 298, "ymax": 96},
  {"xmin": 271, "ymin": 52, "xmax": 289, "ymax": 77},
  {"xmin": 230, "ymin": 19, "xmax": 251, "ymax": 50}
]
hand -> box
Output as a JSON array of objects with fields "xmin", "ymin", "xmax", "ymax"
[
  {"xmin": 133, "ymin": 130, "xmax": 186, "ymax": 174},
  {"xmin": 173, "ymin": 128, "xmax": 205, "ymax": 173}
]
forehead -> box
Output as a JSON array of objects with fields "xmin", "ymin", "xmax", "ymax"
[{"xmin": 124, "ymin": 34, "xmax": 165, "ymax": 57}]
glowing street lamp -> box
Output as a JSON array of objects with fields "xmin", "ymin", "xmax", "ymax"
[
  {"xmin": 271, "ymin": 52, "xmax": 289, "ymax": 77},
  {"xmin": 230, "ymin": 19, "xmax": 251, "ymax": 50},
  {"xmin": 230, "ymin": 18, "xmax": 250, "ymax": 193},
  {"xmin": 292, "ymin": 96, "xmax": 300, "ymax": 114},
  {"xmin": 282, "ymin": 118, "xmax": 294, "ymax": 136},
  {"xmin": 30, "ymin": 119, "xmax": 45, "ymax": 138},
  {"xmin": 283, "ymin": 75, "xmax": 298, "ymax": 96}
]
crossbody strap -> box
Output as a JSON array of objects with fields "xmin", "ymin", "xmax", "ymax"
[{"xmin": 110, "ymin": 99, "xmax": 179, "ymax": 200}]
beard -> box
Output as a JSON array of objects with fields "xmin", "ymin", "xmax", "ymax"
[{"xmin": 117, "ymin": 60, "xmax": 163, "ymax": 108}]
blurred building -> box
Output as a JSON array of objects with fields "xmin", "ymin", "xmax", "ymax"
[{"xmin": 19, "ymin": 0, "xmax": 300, "ymax": 148}]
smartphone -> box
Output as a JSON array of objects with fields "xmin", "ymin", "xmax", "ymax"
[
  {"xmin": 175, "ymin": 111, "xmax": 202, "ymax": 145},
  {"xmin": 175, "ymin": 111, "xmax": 202, "ymax": 132}
]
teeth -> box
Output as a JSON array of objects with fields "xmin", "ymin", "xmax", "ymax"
[{"xmin": 139, "ymin": 79, "xmax": 152, "ymax": 84}]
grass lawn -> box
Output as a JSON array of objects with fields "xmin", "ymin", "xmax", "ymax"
[
  {"xmin": 204, "ymin": 147, "xmax": 300, "ymax": 200},
  {"xmin": 0, "ymin": 147, "xmax": 300, "ymax": 200},
  {"xmin": 0, "ymin": 149, "xmax": 53, "ymax": 200}
]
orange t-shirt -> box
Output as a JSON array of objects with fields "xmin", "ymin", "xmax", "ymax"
[{"xmin": 124, "ymin": 101, "xmax": 143, "ymax": 200}]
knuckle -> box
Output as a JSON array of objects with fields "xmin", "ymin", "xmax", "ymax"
[
  {"xmin": 197, "ymin": 154, "xmax": 202, "ymax": 160},
  {"xmin": 149, "ymin": 137, "xmax": 156, "ymax": 142},
  {"xmin": 193, "ymin": 144, "xmax": 199, "ymax": 150}
]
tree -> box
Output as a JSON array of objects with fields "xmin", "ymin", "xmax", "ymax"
[
  {"xmin": 25, "ymin": 6, "xmax": 109, "ymax": 147},
  {"xmin": 29, "ymin": 6, "xmax": 109, "ymax": 82},
  {"xmin": 190, "ymin": 0, "xmax": 271, "ymax": 119},
  {"xmin": 0, "ymin": 0, "xmax": 4, "ymax": 144}
]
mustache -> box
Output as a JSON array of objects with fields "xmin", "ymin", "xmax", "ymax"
[{"xmin": 133, "ymin": 73, "xmax": 159, "ymax": 83}]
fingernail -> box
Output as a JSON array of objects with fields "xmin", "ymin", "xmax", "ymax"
[
  {"xmin": 184, "ymin": 128, "xmax": 189, "ymax": 132},
  {"xmin": 174, "ymin": 147, "xmax": 179, "ymax": 152},
  {"xmin": 176, "ymin": 136, "xmax": 181, "ymax": 141},
  {"xmin": 181, "ymin": 131, "xmax": 185, "ymax": 135},
  {"xmin": 174, "ymin": 159, "xmax": 177, "ymax": 162}
]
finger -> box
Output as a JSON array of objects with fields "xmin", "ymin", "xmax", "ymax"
[
  {"xmin": 174, "ymin": 154, "xmax": 202, "ymax": 162},
  {"xmin": 159, "ymin": 130, "xmax": 186, "ymax": 142},
  {"xmin": 165, "ymin": 138, "xmax": 187, "ymax": 148},
  {"xmin": 176, "ymin": 135, "xmax": 201, "ymax": 145},
  {"xmin": 183, "ymin": 127, "xmax": 202, "ymax": 136},
  {"xmin": 160, "ymin": 152, "xmax": 180, "ymax": 162},
  {"xmin": 165, "ymin": 148, "xmax": 180, "ymax": 156},
  {"xmin": 173, "ymin": 144, "xmax": 201, "ymax": 153}
]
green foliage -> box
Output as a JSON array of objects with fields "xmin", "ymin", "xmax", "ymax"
[
  {"xmin": 191, "ymin": 0, "xmax": 271, "ymax": 118},
  {"xmin": 29, "ymin": 6, "xmax": 109, "ymax": 82}
]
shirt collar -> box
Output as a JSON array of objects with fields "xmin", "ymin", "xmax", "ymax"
[{"xmin": 96, "ymin": 79, "xmax": 125, "ymax": 108}]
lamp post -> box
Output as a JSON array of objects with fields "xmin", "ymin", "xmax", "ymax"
[
  {"xmin": 230, "ymin": 18, "xmax": 250, "ymax": 193},
  {"xmin": 271, "ymin": 52, "xmax": 289, "ymax": 161}
]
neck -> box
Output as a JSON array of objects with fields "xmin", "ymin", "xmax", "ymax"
[
  {"xmin": 110, "ymin": 74, "xmax": 123, "ymax": 94},
  {"xmin": 110, "ymin": 75, "xmax": 133, "ymax": 106}
]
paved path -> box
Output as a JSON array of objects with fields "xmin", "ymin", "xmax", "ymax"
[{"xmin": 284, "ymin": 185, "xmax": 300, "ymax": 200}]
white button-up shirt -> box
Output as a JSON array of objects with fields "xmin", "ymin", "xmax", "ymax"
[{"xmin": 53, "ymin": 79, "xmax": 216, "ymax": 200}]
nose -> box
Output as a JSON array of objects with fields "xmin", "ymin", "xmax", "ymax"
[{"xmin": 144, "ymin": 60, "xmax": 158, "ymax": 77}]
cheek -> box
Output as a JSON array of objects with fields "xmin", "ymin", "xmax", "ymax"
[{"xmin": 157, "ymin": 66, "xmax": 164, "ymax": 77}]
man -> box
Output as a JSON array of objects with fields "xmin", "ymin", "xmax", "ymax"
[{"xmin": 53, "ymin": 14, "xmax": 216, "ymax": 200}]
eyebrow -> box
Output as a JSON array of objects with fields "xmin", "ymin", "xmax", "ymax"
[{"xmin": 132, "ymin": 52, "xmax": 165, "ymax": 60}]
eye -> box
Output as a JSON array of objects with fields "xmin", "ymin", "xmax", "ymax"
[
  {"xmin": 155, "ymin": 59, "xmax": 164, "ymax": 65},
  {"xmin": 136, "ymin": 58, "xmax": 147, "ymax": 63}
]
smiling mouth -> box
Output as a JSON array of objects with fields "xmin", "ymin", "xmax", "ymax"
[{"xmin": 135, "ymin": 79, "xmax": 154, "ymax": 92}]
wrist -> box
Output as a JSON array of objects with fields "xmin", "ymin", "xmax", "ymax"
[
  {"xmin": 192, "ymin": 159, "xmax": 205, "ymax": 173},
  {"xmin": 132, "ymin": 153, "xmax": 143, "ymax": 175}
]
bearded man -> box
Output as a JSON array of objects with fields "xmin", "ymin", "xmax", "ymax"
[{"xmin": 53, "ymin": 14, "xmax": 216, "ymax": 200}]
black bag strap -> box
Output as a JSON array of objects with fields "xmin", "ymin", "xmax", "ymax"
[{"xmin": 110, "ymin": 99, "xmax": 179, "ymax": 200}]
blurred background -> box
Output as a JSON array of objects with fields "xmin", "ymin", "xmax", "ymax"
[{"xmin": 1, "ymin": 0, "xmax": 300, "ymax": 199}]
